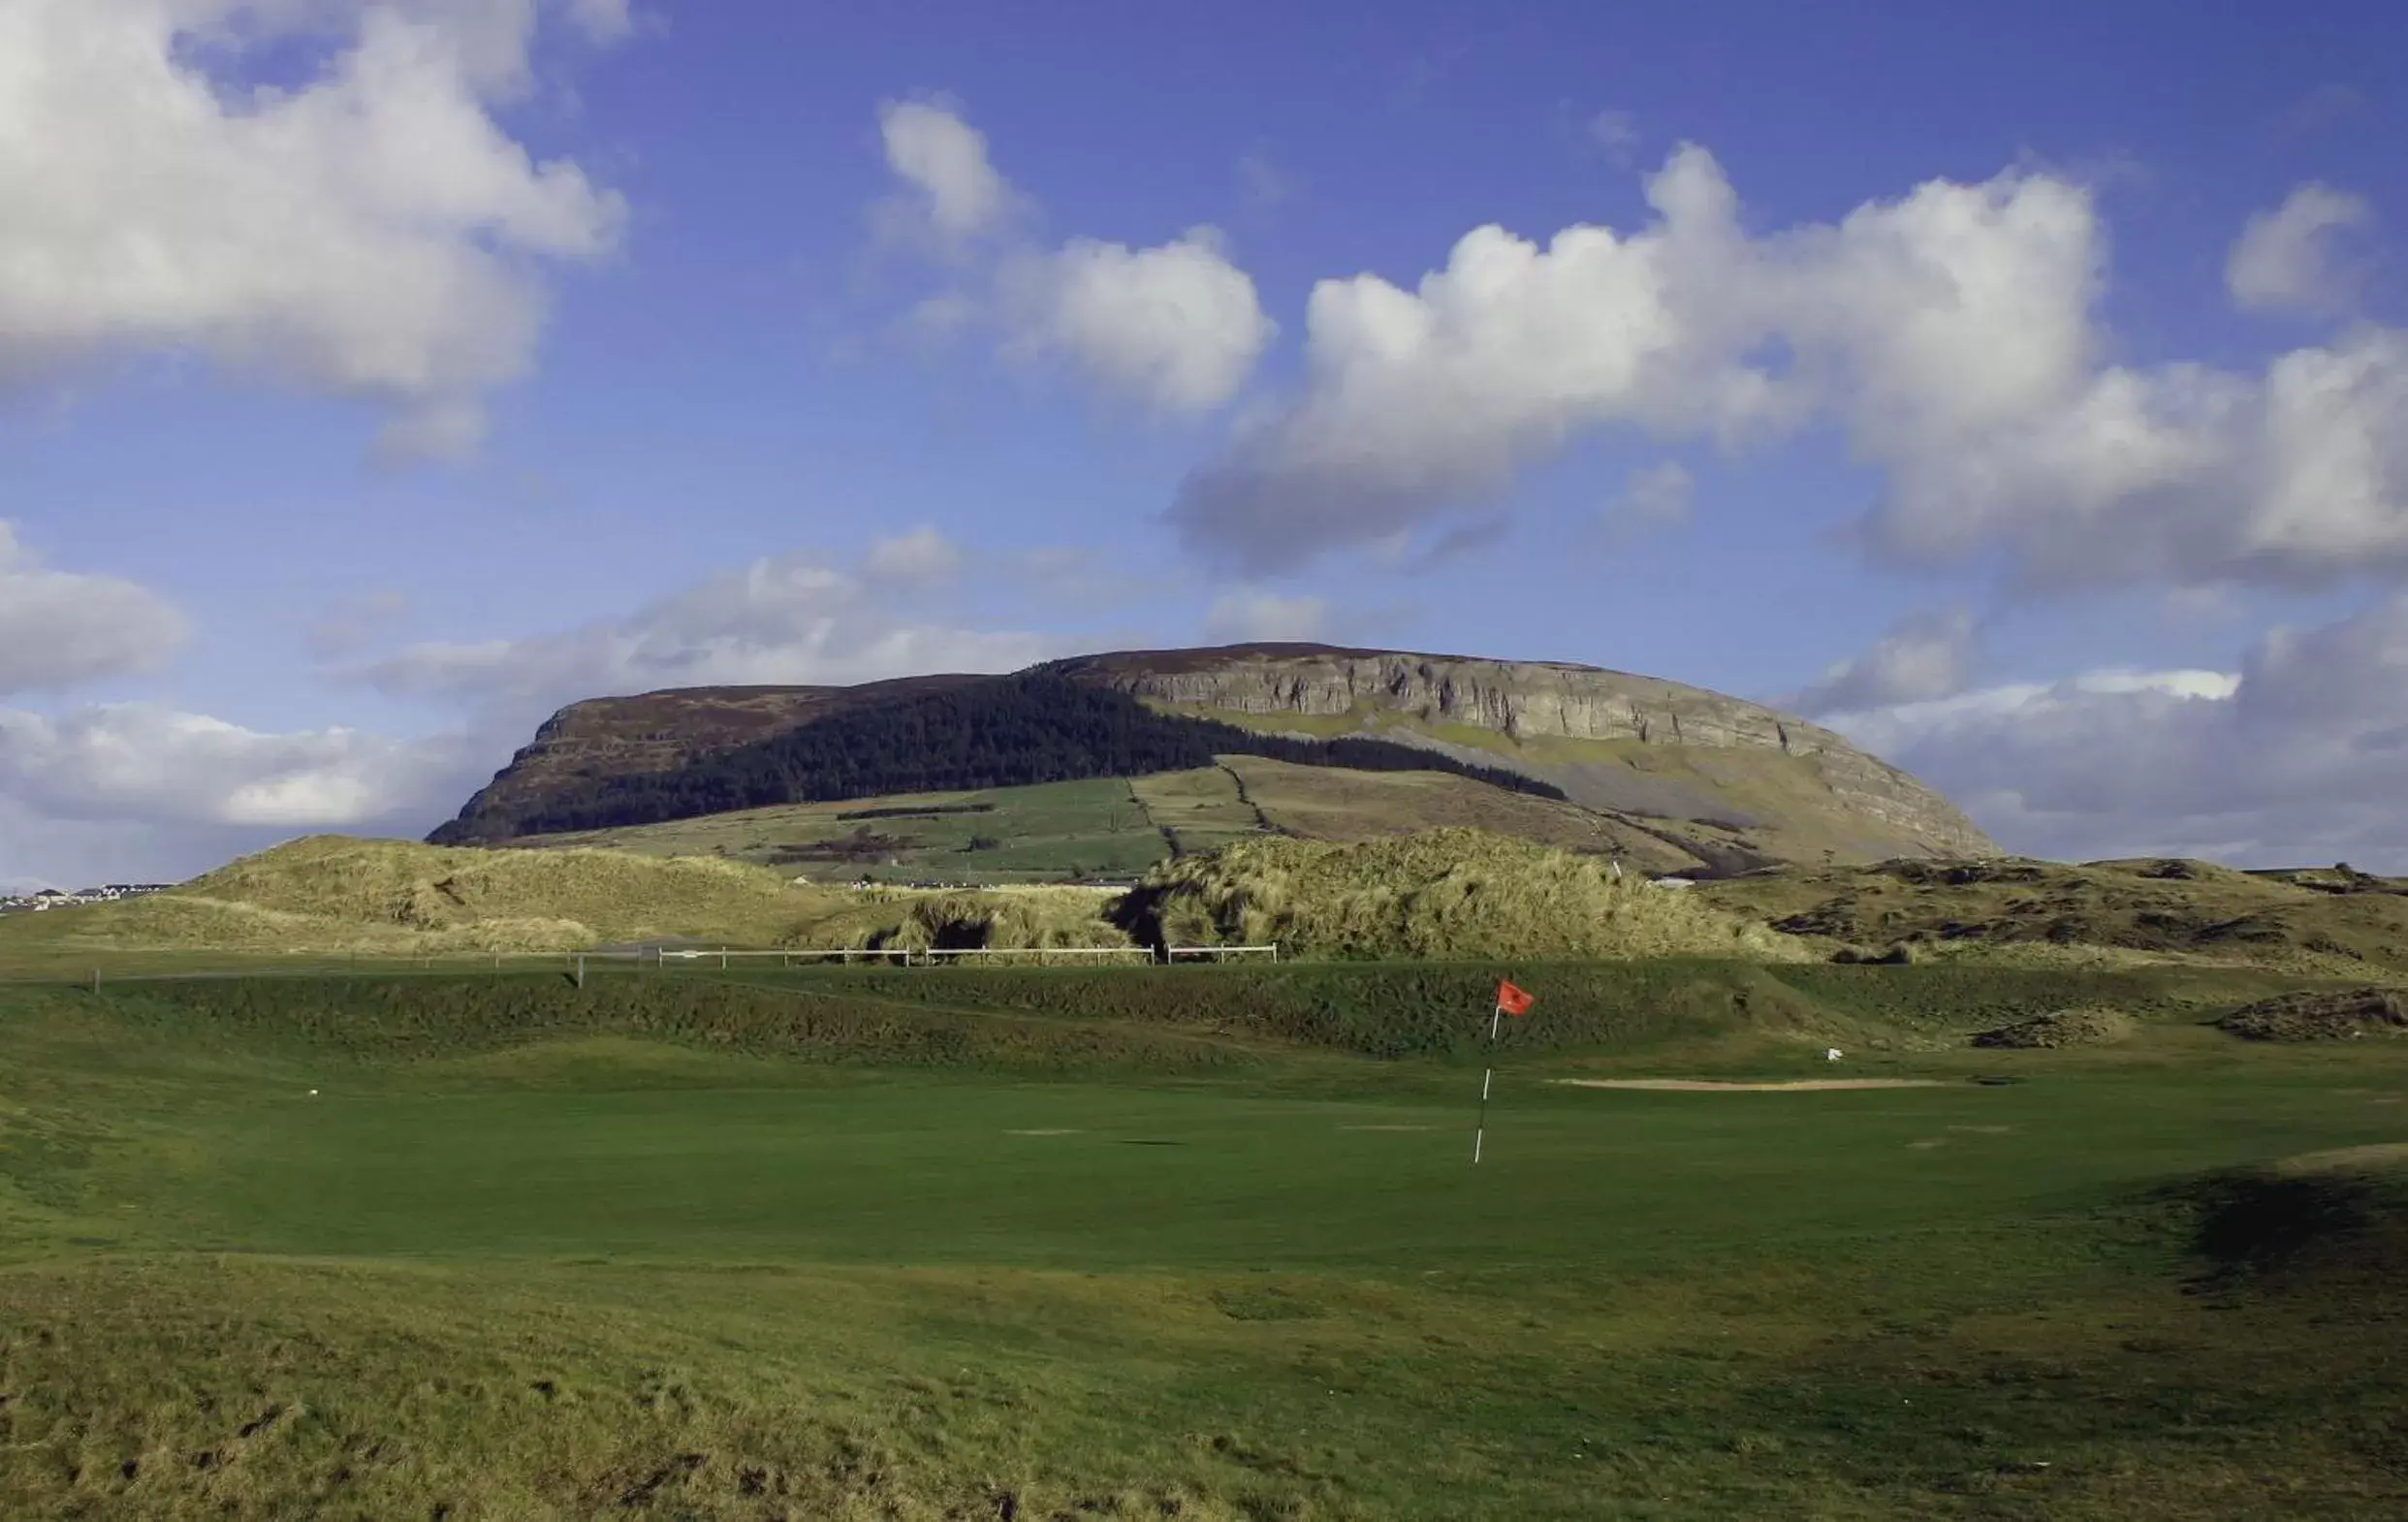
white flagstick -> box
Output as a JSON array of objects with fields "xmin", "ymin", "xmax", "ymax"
[{"xmin": 1473, "ymin": 999, "xmax": 1503, "ymax": 1163}]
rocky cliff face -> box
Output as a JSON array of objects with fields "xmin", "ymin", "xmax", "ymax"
[
  {"xmin": 1052, "ymin": 645, "xmax": 1996, "ymax": 860},
  {"xmin": 432, "ymin": 644, "xmax": 1996, "ymax": 865},
  {"xmin": 429, "ymin": 675, "xmax": 982, "ymax": 845}
]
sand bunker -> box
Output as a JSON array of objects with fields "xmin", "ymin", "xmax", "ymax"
[{"xmin": 1554, "ymin": 1078, "xmax": 1950, "ymax": 1093}]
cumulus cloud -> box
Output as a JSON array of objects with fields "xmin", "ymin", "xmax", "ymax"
[
  {"xmin": 0, "ymin": 703, "xmax": 459, "ymax": 829},
  {"xmin": 0, "ymin": 0, "xmax": 628, "ymax": 458},
  {"xmin": 1200, "ymin": 589, "xmax": 1332, "ymax": 645},
  {"xmin": 0, "ymin": 523, "xmax": 191, "ymax": 695},
  {"xmin": 876, "ymin": 98, "xmax": 1024, "ymax": 247},
  {"xmin": 1003, "ymin": 230, "xmax": 1279, "ymax": 414},
  {"xmin": 1788, "ymin": 606, "xmax": 1978, "ymax": 717},
  {"xmin": 2228, "ymin": 183, "xmax": 2373, "ymax": 314},
  {"xmin": 1818, "ymin": 597, "xmax": 2408, "ymax": 868},
  {"xmin": 872, "ymin": 101, "xmax": 1274, "ymax": 413},
  {"xmin": 1169, "ymin": 143, "xmax": 2408, "ymax": 590}
]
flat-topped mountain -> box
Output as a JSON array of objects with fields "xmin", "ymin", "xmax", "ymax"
[{"xmin": 430, "ymin": 644, "xmax": 1995, "ymax": 874}]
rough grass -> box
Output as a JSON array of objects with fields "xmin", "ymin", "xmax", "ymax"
[
  {"xmin": 4, "ymin": 974, "xmax": 2408, "ymax": 1517},
  {"xmin": 1699, "ymin": 855, "xmax": 2408, "ymax": 978},
  {"xmin": 0, "ymin": 838, "xmax": 1132, "ymax": 964},
  {"xmin": 1120, "ymin": 829, "xmax": 1802, "ymax": 962},
  {"xmin": 1219, "ymin": 756, "xmax": 1704, "ymax": 873},
  {"xmin": 2218, "ymin": 988, "xmax": 2408, "ymax": 1042},
  {"xmin": 1972, "ymin": 1007, "xmax": 2138, "ymax": 1049},
  {"xmin": 812, "ymin": 886, "xmax": 1131, "ymax": 954}
]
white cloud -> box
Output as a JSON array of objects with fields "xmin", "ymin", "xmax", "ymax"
[
  {"xmin": 1587, "ymin": 109, "xmax": 1640, "ymax": 167},
  {"xmin": 0, "ymin": 0, "xmax": 627, "ymax": 458},
  {"xmin": 863, "ymin": 525, "xmax": 964, "ymax": 587},
  {"xmin": 1818, "ymin": 597, "xmax": 2408, "ymax": 868},
  {"xmin": 1170, "ymin": 143, "xmax": 2408, "ymax": 590},
  {"xmin": 872, "ymin": 103, "xmax": 1273, "ymax": 413},
  {"xmin": 876, "ymin": 98, "xmax": 1023, "ymax": 247},
  {"xmin": 1788, "ymin": 606, "xmax": 1978, "ymax": 716},
  {"xmin": 0, "ymin": 703, "xmax": 458, "ymax": 828},
  {"xmin": 1005, "ymin": 229, "xmax": 1277, "ymax": 414},
  {"xmin": 360, "ymin": 547, "xmax": 1062, "ymax": 713},
  {"xmin": 559, "ymin": 0, "xmax": 636, "ymax": 45},
  {"xmin": 1170, "ymin": 145, "xmax": 1803, "ymax": 570},
  {"xmin": 1600, "ymin": 460, "xmax": 1694, "ymax": 541},
  {"xmin": 1201, "ymin": 589, "xmax": 1331, "ymax": 645},
  {"xmin": 2228, "ymin": 183, "xmax": 2373, "ymax": 314},
  {"xmin": 0, "ymin": 523, "xmax": 190, "ymax": 695}
]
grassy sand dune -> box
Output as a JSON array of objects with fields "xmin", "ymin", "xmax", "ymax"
[
  {"xmin": 0, "ymin": 836, "xmax": 1132, "ymax": 963},
  {"xmin": 1699, "ymin": 854, "xmax": 2408, "ymax": 977},
  {"xmin": 1121, "ymin": 828, "xmax": 1801, "ymax": 961}
]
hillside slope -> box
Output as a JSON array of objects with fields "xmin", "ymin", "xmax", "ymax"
[
  {"xmin": 430, "ymin": 644, "xmax": 1997, "ymax": 872},
  {"xmin": 1059, "ymin": 645, "xmax": 1992, "ymax": 868},
  {"xmin": 1695, "ymin": 856, "xmax": 2408, "ymax": 978},
  {"xmin": 499, "ymin": 760, "xmax": 1727, "ymax": 883}
]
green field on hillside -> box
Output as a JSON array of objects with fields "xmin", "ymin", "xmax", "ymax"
[
  {"xmin": 3, "ymin": 962, "xmax": 2404, "ymax": 1517},
  {"xmin": 508, "ymin": 775, "xmax": 1179, "ymax": 883},
  {"xmin": 491, "ymin": 758, "xmax": 1732, "ymax": 885}
]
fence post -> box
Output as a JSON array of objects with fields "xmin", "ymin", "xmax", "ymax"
[{"xmin": 576, "ymin": 954, "xmax": 585, "ymax": 989}]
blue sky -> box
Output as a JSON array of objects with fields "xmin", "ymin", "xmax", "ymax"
[{"xmin": 5, "ymin": 0, "xmax": 2408, "ymax": 886}]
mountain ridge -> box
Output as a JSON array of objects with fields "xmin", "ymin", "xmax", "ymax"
[{"xmin": 430, "ymin": 643, "xmax": 1996, "ymax": 872}]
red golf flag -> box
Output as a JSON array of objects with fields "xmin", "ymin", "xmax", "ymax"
[{"xmin": 1496, "ymin": 979, "xmax": 1535, "ymax": 1017}]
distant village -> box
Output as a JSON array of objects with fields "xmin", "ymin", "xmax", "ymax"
[{"xmin": 0, "ymin": 884, "xmax": 172, "ymax": 914}]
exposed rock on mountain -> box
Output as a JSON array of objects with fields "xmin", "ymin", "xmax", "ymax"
[{"xmin": 430, "ymin": 644, "xmax": 1996, "ymax": 872}]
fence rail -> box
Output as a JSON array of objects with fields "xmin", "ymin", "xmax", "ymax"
[
  {"xmin": 1165, "ymin": 944, "xmax": 1280, "ymax": 962},
  {"xmin": 33, "ymin": 941, "xmax": 1287, "ymax": 990}
]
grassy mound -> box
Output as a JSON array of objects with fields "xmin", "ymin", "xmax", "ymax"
[
  {"xmin": 1699, "ymin": 855, "xmax": 2408, "ymax": 975},
  {"xmin": 0, "ymin": 837, "xmax": 1132, "ymax": 960},
  {"xmin": 1118, "ymin": 828, "xmax": 1801, "ymax": 962},
  {"xmin": 35, "ymin": 836, "xmax": 823, "ymax": 954},
  {"xmin": 2218, "ymin": 988, "xmax": 2408, "ymax": 1041},
  {"xmin": 839, "ymin": 887, "xmax": 1132, "ymax": 953},
  {"xmin": 1970, "ymin": 1007, "xmax": 2136, "ymax": 1049}
]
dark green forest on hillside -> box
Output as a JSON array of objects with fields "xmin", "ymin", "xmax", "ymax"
[{"xmin": 433, "ymin": 673, "xmax": 1565, "ymax": 840}]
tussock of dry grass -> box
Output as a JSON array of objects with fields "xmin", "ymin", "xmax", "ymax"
[
  {"xmin": 5, "ymin": 837, "xmax": 1133, "ymax": 957},
  {"xmin": 2219, "ymin": 988, "xmax": 2408, "ymax": 1042},
  {"xmin": 1970, "ymin": 1007, "xmax": 2136, "ymax": 1049},
  {"xmin": 1125, "ymin": 828, "xmax": 1802, "ymax": 961},
  {"xmin": 1699, "ymin": 855, "xmax": 2408, "ymax": 979},
  {"xmin": 828, "ymin": 886, "xmax": 1130, "ymax": 953}
]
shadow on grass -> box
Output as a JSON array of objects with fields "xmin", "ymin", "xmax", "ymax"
[{"xmin": 2162, "ymin": 1166, "xmax": 2408, "ymax": 1295}]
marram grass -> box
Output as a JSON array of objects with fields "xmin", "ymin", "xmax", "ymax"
[{"xmin": 1128, "ymin": 828, "xmax": 1803, "ymax": 961}]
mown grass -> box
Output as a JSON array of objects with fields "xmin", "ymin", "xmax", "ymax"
[{"xmin": 2, "ymin": 965, "xmax": 2405, "ymax": 1517}]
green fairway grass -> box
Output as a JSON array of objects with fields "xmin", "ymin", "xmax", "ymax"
[{"xmin": 3, "ymin": 964, "xmax": 2405, "ymax": 1517}]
